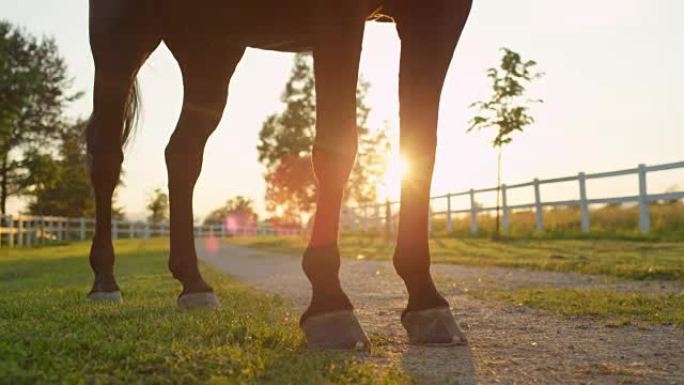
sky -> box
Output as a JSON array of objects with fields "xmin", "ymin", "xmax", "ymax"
[{"xmin": 3, "ymin": 0, "xmax": 683, "ymax": 220}]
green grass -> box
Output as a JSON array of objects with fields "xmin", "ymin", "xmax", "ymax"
[
  {"xmin": 0, "ymin": 239, "xmax": 407, "ymax": 385},
  {"xmin": 225, "ymin": 235, "xmax": 684, "ymax": 282},
  {"xmin": 427, "ymin": 203, "xmax": 684, "ymax": 241},
  {"xmin": 472, "ymin": 287, "xmax": 684, "ymax": 326}
]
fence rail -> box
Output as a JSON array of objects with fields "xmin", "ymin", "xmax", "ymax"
[
  {"xmin": 0, "ymin": 215, "xmax": 303, "ymax": 248},
  {"xmin": 2, "ymin": 161, "xmax": 682, "ymax": 247},
  {"xmin": 343, "ymin": 161, "xmax": 684, "ymax": 236}
]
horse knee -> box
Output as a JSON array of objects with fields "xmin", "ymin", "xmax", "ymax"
[{"xmin": 312, "ymin": 134, "xmax": 358, "ymax": 186}]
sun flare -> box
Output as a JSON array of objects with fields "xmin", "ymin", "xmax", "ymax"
[{"xmin": 380, "ymin": 154, "xmax": 410, "ymax": 202}]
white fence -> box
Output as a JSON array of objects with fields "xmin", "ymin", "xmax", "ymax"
[
  {"xmin": 0, "ymin": 216, "xmax": 303, "ymax": 248},
  {"xmin": 343, "ymin": 161, "xmax": 684, "ymax": 236},
  {"xmin": 2, "ymin": 161, "xmax": 682, "ymax": 247}
]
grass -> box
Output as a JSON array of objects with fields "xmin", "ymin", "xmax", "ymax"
[
  {"xmin": 0, "ymin": 239, "xmax": 407, "ymax": 385},
  {"xmin": 225, "ymin": 235, "xmax": 684, "ymax": 282},
  {"xmin": 428, "ymin": 203, "xmax": 684, "ymax": 241},
  {"xmin": 472, "ymin": 287, "xmax": 684, "ymax": 327}
]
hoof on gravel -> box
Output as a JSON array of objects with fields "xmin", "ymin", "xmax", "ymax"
[
  {"xmin": 88, "ymin": 291, "xmax": 123, "ymax": 303},
  {"xmin": 178, "ymin": 292, "xmax": 220, "ymax": 310},
  {"xmin": 401, "ymin": 307, "xmax": 467, "ymax": 346},
  {"xmin": 302, "ymin": 310, "xmax": 370, "ymax": 351}
]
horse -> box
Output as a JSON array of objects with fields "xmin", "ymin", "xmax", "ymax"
[{"xmin": 86, "ymin": 0, "xmax": 472, "ymax": 350}]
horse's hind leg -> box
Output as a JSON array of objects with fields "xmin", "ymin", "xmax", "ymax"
[
  {"xmin": 86, "ymin": 1, "xmax": 160, "ymax": 301},
  {"xmin": 164, "ymin": 38, "xmax": 245, "ymax": 309},
  {"xmin": 392, "ymin": 0, "xmax": 471, "ymax": 344}
]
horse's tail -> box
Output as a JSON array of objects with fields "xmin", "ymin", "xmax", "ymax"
[{"xmin": 122, "ymin": 78, "xmax": 141, "ymax": 147}]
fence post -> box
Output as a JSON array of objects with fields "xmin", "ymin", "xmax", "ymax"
[
  {"xmin": 469, "ymin": 189, "xmax": 478, "ymax": 235},
  {"xmin": 446, "ymin": 193, "xmax": 453, "ymax": 234},
  {"xmin": 638, "ymin": 163, "xmax": 650, "ymax": 234},
  {"xmin": 26, "ymin": 217, "xmax": 34, "ymax": 247},
  {"xmin": 17, "ymin": 216, "xmax": 23, "ymax": 246},
  {"xmin": 501, "ymin": 184, "xmax": 510, "ymax": 234},
  {"xmin": 428, "ymin": 204, "xmax": 433, "ymax": 237},
  {"xmin": 385, "ymin": 200, "xmax": 392, "ymax": 240},
  {"xmin": 47, "ymin": 219, "xmax": 53, "ymax": 243},
  {"xmin": 112, "ymin": 220, "xmax": 118, "ymax": 240},
  {"xmin": 375, "ymin": 204, "xmax": 381, "ymax": 235},
  {"xmin": 534, "ymin": 178, "xmax": 544, "ymax": 233},
  {"xmin": 578, "ymin": 172, "xmax": 590, "ymax": 233},
  {"xmin": 350, "ymin": 208, "xmax": 357, "ymax": 234},
  {"xmin": 57, "ymin": 219, "xmax": 63, "ymax": 241},
  {"xmin": 8, "ymin": 215, "xmax": 15, "ymax": 247}
]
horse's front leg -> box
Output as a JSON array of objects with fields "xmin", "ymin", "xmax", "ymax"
[
  {"xmin": 164, "ymin": 39, "xmax": 245, "ymax": 309},
  {"xmin": 393, "ymin": 0, "xmax": 472, "ymax": 344},
  {"xmin": 300, "ymin": 2, "xmax": 370, "ymax": 350}
]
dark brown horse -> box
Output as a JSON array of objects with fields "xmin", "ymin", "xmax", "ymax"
[{"xmin": 86, "ymin": 0, "xmax": 472, "ymax": 349}]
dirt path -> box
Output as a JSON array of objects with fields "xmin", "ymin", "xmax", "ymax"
[{"xmin": 198, "ymin": 243, "xmax": 684, "ymax": 385}]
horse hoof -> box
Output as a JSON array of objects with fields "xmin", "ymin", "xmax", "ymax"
[
  {"xmin": 301, "ymin": 310, "xmax": 370, "ymax": 351},
  {"xmin": 88, "ymin": 291, "xmax": 123, "ymax": 303},
  {"xmin": 401, "ymin": 307, "xmax": 467, "ymax": 346},
  {"xmin": 178, "ymin": 292, "xmax": 220, "ymax": 310}
]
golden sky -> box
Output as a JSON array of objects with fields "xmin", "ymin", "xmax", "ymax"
[{"xmin": 4, "ymin": 0, "xmax": 684, "ymax": 220}]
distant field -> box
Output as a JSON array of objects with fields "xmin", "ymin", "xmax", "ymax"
[
  {"xmin": 0, "ymin": 240, "xmax": 406, "ymax": 385},
  {"xmin": 226, "ymin": 235, "xmax": 684, "ymax": 281}
]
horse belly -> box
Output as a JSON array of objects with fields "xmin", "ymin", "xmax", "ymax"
[{"xmin": 165, "ymin": 0, "xmax": 316, "ymax": 52}]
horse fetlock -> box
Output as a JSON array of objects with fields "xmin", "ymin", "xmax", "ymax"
[
  {"xmin": 302, "ymin": 244, "xmax": 341, "ymax": 278},
  {"xmin": 168, "ymin": 260, "xmax": 212, "ymax": 294},
  {"xmin": 180, "ymin": 277, "xmax": 214, "ymax": 295},
  {"xmin": 301, "ymin": 289, "xmax": 354, "ymax": 325},
  {"xmin": 392, "ymin": 249, "xmax": 430, "ymax": 282}
]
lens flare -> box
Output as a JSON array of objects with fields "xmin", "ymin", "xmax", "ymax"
[{"xmin": 380, "ymin": 154, "xmax": 410, "ymax": 201}]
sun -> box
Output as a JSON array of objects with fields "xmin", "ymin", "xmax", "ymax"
[{"xmin": 380, "ymin": 154, "xmax": 410, "ymax": 201}]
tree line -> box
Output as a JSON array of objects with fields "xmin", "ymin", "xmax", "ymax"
[{"xmin": 0, "ymin": 21, "xmax": 126, "ymax": 218}]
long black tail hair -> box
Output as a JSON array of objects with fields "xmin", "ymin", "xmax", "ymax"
[
  {"xmin": 122, "ymin": 78, "xmax": 141, "ymax": 148},
  {"xmin": 84, "ymin": 77, "xmax": 140, "ymax": 174}
]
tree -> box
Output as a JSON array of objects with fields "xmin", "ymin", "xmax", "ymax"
[
  {"xmin": 0, "ymin": 21, "xmax": 77, "ymax": 214},
  {"xmin": 467, "ymin": 48, "xmax": 543, "ymax": 237},
  {"xmin": 147, "ymin": 188, "xmax": 168, "ymax": 225},
  {"xmin": 257, "ymin": 53, "xmax": 389, "ymax": 223},
  {"xmin": 22, "ymin": 120, "xmax": 125, "ymax": 219},
  {"xmin": 25, "ymin": 121, "xmax": 93, "ymax": 217},
  {"xmin": 203, "ymin": 195, "xmax": 257, "ymax": 226}
]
